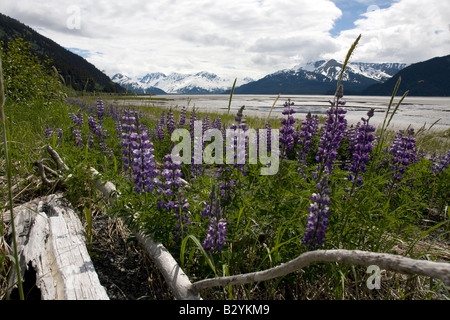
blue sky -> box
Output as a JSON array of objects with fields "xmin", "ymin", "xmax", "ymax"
[
  {"xmin": 330, "ymin": 0, "xmax": 392, "ymax": 36},
  {"xmin": 1, "ymin": 0, "xmax": 449, "ymax": 80}
]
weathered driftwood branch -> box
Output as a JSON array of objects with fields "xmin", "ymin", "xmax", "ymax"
[
  {"xmin": 47, "ymin": 145, "xmax": 69, "ymax": 172},
  {"xmin": 34, "ymin": 146, "xmax": 71, "ymax": 186},
  {"xmin": 191, "ymin": 249, "xmax": 450, "ymax": 292},
  {"xmin": 7, "ymin": 194, "xmax": 109, "ymax": 300},
  {"xmin": 89, "ymin": 167, "xmax": 200, "ymax": 300},
  {"xmin": 34, "ymin": 160, "xmax": 58, "ymax": 186}
]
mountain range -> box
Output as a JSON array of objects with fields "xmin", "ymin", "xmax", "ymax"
[
  {"xmin": 234, "ymin": 60, "xmax": 408, "ymax": 95},
  {"xmin": 113, "ymin": 60, "xmax": 409, "ymax": 95},
  {"xmin": 112, "ymin": 71, "xmax": 253, "ymax": 95}
]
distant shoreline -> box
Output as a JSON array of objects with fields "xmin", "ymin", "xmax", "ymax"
[{"xmin": 105, "ymin": 94, "xmax": 450, "ymax": 131}]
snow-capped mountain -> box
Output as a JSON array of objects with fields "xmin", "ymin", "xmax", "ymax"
[
  {"xmin": 113, "ymin": 60, "xmax": 407, "ymax": 95},
  {"xmin": 112, "ymin": 71, "xmax": 253, "ymax": 94},
  {"xmin": 293, "ymin": 60, "xmax": 407, "ymax": 82},
  {"xmin": 234, "ymin": 60, "xmax": 407, "ymax": 95}
]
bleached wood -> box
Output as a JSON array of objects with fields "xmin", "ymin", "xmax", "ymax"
[
  {"xmin": 135, "ymin": 230, "xmax": 200, "ymax": 300},
  {"xmin": 47, "ymin": 145, "xmax": 69, "ymax": 172},
  {"xmin": 90, "ymin": 168, "xmax": 200, "ymax": 300},
  {"xmin": 8, "ymin": 194, "xmax": 109, "ymax": 300},
  {"xmin": 192, "ymin": 249, "xmax": 450, "ymax": 291}
]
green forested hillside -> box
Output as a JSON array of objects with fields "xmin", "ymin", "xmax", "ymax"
[{"xmin": 0, "ymin": 13, "xmax": 124, "ymax": 93}]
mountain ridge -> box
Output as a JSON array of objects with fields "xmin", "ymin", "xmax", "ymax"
[
  {"xmin": 233, "ymin": 60, "xmax": 407, "ymax": 95},
  {"xmin": 362, "ymin": 54, "xmax": 450, "ymax": 96},
  {"xmin": 112, "ymin": 71, "xmax": 253, "ymax": 94},
  {"xmin": 0, "ymin": 13, "xmax": 124, "ymax": 93},
  {"xmin": 112, "ymin": 60, "xmax": 407, "ymax": 95}
]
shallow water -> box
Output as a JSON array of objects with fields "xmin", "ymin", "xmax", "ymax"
[{"xmin": 113, "ymin": 94, "xmax": 450, "ymax": 131}]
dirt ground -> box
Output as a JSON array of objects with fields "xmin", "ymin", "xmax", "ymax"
[{"xmin": 90, "ymin": 212, "xmax": 174, "ymax": 300}]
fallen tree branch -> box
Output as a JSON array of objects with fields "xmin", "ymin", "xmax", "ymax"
[
  {"xmin": 34, "ymin": 160, "xmax": 58, "ymax": 186},
  {"xmin": 191, "ymin": 249, "xmax": 450, "ymax": 292},
  {"xmin": 47, "ymin": 145, "xmax": 69, "ymax": 172}
]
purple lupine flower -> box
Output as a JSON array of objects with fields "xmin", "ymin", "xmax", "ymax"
[
  {"xmin": 156, "ymin": 120, "xmax": 166, "ymax": 141},
  {"xmin": 430, "ymin": 150, "xmax": 450, "ymax": 175},
  {"xmin": 303, "ymin": 86, "xmax": 346, "ymax": 248},
  {"xmin": 211, "ymin": 117, "xmax": 222, "ymax": 130},
  {"xmin": 315, "ymin": 89, "xmax": 347, "ymax": 175},
  {"xmin": 121, "ymin": 109, "xmax": 138, "ymax": 172},
  {"xmin": 217, "ymin": 167, "xmax": 235, "ymax": 201},
  {"xmin": 202, "ymin": 185, "xmax": 227, "ymax": 252},
  {"xmin": 45, "ymin": 126, "xmax": 53, "ymax": 138},
  {"xmin": 45, "ymin": 126, "xmax": 63, "ymax": 143},
  {"xmin": 55, "ymin": 128, "xmax": 63, "ymax": 140},
  {"xmin": 115, "ymin": 119, "xmax": 122, "ymax": 136},
  {"xmin": 131, "ymin": 129, "xmax": 158, "ymax": 194},
  {"xmin": 344, "ymin": 123, "xmax": 360, "ymax": 170},
  {"xmin": 87, "ymin": 134, "xmax": 95, "ymax": 149},
  {"xmin": 72, "ymin": 129, "xmax": 83, "ymax": 148},
  {"xmin": 302, "ymin": 176, "xmax": 331, "ymax": 248},
  {"xmin": 265, "ymin": 122, "xmax": 272, "ymax": 152},
  {"xmin": 298, "ymin": 112, "xmax": 319, "ymax": 160},
  {"xmin": 88, "ymin": 116, "xmax": 102, "ymax": 138},
  {"xmin": 347, "ymin": 109, "xmax": 376, "ymax": 185},
  {"xmin": 107, "ymin": 104, "xmax": 121, "ymax": 121},
  {"xmin": 166, "ymin": 108, "xmax": 176, "ymax": 135},
  {"xmin": 96, "ymin": 98, "xmax": 105, "ymax": 123},
  {"xmin": 279, "ymin": 99, "xmax": 296, "ymax": 158},
  {"xmin": 389, "ymin": 129, "xmax": 418, "ymax": 181},
  {"xmin": 229, "ymin": 107, "xmax": 249, "ymax": 176},
  {"xmin": 157, "ymin": 154, "xmax": 185, "ymax": 210},
  {"xmin": 69, "ymin": 112, "xmax": 80, "ymax": 126},
  {"xmin": 178, "ymin": 106, "xmax": 187, "ymax": 128},
  {"xmin": 157, "ymin": 154, "xmax": 191, "ymax": 235},
  {"xmin": 189, "ymin": 108, "xmax": 200, "ymax": 139},
  {"xmin": 234, "ymin": 105, "xmax": 245, "ymax": 123}
]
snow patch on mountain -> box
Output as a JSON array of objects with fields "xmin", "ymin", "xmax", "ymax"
[{"xmin": 112, "ymin": 71, "xmax": 253, "ymax": 94}]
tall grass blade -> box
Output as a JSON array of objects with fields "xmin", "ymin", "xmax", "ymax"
[
  {"xmin": 0, "ymin": 56, "xmax": 24, "ymax": 300},
  {"xmin": 385, "ymin": 90, "xmax": 409, "ymax": 131},
  {"xmin": 227, "ymin": 78, "xmax": 237, "ymax": 115},
  {"xmin": 380, "ymin": 76, "xmax": 402, "ymax": 135},
  {"xmin": 180, "ymin": 235, "xmax": 217, "ymax": 276},
  {"xmin": 266, "ymin": 93, "xmax": 281, "ymax": 122},
  {"xmin": 336, "ymin": 34, "xmax": 361, "ymax": 93}
]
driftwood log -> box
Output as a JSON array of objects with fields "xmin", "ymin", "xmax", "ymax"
[
  {"xmin": 5, "ymin": 194, "xmax": 109, "ymax": 300},
  {"xmin": 191, "ymin": 249, "xmax": 450, "ymax": 292}
]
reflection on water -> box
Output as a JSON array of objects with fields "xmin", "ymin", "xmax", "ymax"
[{"xmin": 111, "ymin": 94, "xmax": 450, "ymax": 130}]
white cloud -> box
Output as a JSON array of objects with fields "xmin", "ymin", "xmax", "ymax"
[
  {"xmin": 330, "ymin": 0, "xmax": 450, "ymax": 63},
  {"xmin": 1, "ymin": 0, "xmax": 344, "ymax": 80},
  {"xmin": 2, "ymin": 0, "xmax": 449, "ymax": 80}
]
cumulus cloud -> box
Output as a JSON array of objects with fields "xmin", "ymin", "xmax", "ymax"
[
  {"xmin": 2, "ymin": 0, "xmax": 449, "ymax": 80},
  {"xmin": 2, "ymin": 0, "xmax": 344, "ymax": 79},
  {"xmin": 331, "ymin": 0, "xmax": 450, "ymax": 63}
]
